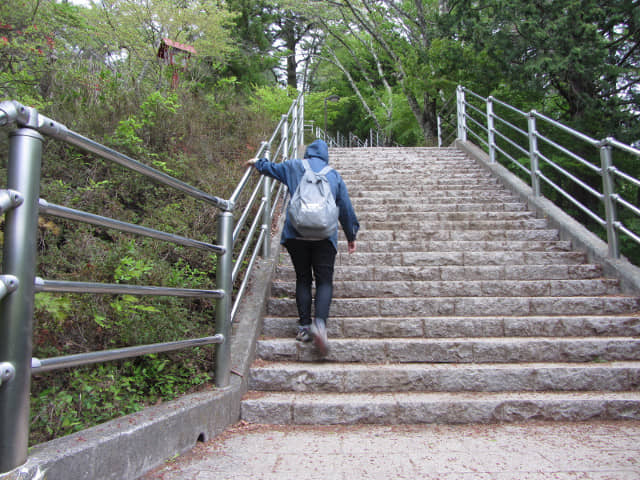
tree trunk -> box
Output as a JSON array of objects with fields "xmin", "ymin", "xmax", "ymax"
[
  {"xmin": 282, "ymin": 17, "xmax": 298, "ymax": 89},
  {"xmin": 406, "ymin": 90, "xmax": 438, "ymax": 144}
]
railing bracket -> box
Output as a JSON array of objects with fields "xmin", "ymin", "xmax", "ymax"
[
  {"xmin": 0, "ymin": 275, "xmax": 19, "ymax": 300},
  {"xmin": 0, "ymin": 100, "xmax": 20, "ymax": 127},
  {"xmin": 0, "ymin": 189, "xmax": 24, "ymax": 214},
  {"xmin": 0, "ymin": 362, "xmax": 16, "ymax": 386}
]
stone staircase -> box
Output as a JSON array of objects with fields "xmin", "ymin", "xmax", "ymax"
[{"xmin": 241, "ymin": 147, "xmax": 640, "ymax": 424}]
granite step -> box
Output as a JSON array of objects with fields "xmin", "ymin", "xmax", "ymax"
[
  {"xmin": 254, "ymin": 338, "xmax": 640, "ymax": 364},
  {"xmin": 270, "ymin": 278, "xmax": 621, "ymax": 299},
  {"xmin": 348, "ymin": 202, "xmax": 529, "ymax": 213},
  {"xmin": 357, "ymin": 211, "xmax": 536, "ymax": 222},
  {"xmin": 261, "ymin": 315, "xmax": 640, "ymax": 339},
  {"xmin": 361, "ymin": 219, "xmax": 551, "ymax": 231},
  {"xmin": 241, "ymin": 391, "xmax": 640, "ymax": 425},
  {"xmin": 348, "ymin": 176, "xmax": 500, "ymax": 184},
  {"xmin": 350, "ymin": 195, "xmax": 520, "ymax": 205},
  {"xmin": 334, "ymin": 239, "xmax": 572, "ymax": 252},
  {"xmin": 275, "ymin": 264, "xmax": 604, "ymax": 282},
  {"xmin": 351, "ymin": 191, "xmax": 520, "ymax": 200},
  {"xmin": 266, "ymin": 296, "xmax": 640, "ymax": 318},
  {"xmin": 328, "ymin": 251, "xmax": 587, "ymax": 267},
  {"xmin": 339, "ymin": 229, "xmax": 562, "ymax": 242},
  {"xmin": 248, "ymin": 361, "xmax": 640, "ymax": 392},
  {"xmin": 350, "ymin": 184, "xmax": 502, "ymax": 192},
  {"xmin": 338, "ymin": 230, "xmax": 559, "ymax": 244}
]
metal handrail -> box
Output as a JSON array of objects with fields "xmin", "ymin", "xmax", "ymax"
[
  {"xmin": 450, "ymin": 85, "xmax": 640, "ymax": 259},
  {"xmin": 0, "ymin": 93, "xmax": 305, "ymax": 473},
  {"xmin": 39, "ymin": 199, "xmax": 225, "ymax": 253},
  {"xmin": 31, "ymin": 335, "xmax": 224, "ymax": 374}
]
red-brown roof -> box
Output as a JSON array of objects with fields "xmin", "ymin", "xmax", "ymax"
[{"xmin": 160, "ymin": 38, "xmax": 196, "ymax": 55}]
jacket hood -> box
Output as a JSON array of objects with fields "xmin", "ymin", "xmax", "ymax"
[{"xmin": 304, "ymin": 139, "xmax": 329, "ymax": 164}]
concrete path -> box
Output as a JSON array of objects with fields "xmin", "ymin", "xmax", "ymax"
[{"xmin": 140, "ymin": 420, "xmax": 640, "ymax": 479}]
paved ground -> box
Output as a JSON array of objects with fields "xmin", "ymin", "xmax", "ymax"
[{"xmin": 140, "ymin": 420, "xmax": 640, "ymax": 479}]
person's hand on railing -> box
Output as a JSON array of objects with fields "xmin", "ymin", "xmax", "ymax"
[
  {"xmin": 348, "ymin": 241, "xmax": 356, "ymax": 254},
  {"xmin": 245, "ymin": 157, "xmax": 258, "ymax": 168}
]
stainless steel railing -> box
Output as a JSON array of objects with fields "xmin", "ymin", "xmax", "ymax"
[
  {"xmin": 448, "ymin": 85, "xmax": 640, "ymax": 260},
  {"xmin": 311, "ymin": 123, "xmax": 386, "ymax": 148},
  {"xmin": 0, "ymin": 93, "xmax": 304, "ymax": 473}
]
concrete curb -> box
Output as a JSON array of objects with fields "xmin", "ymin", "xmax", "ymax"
[
  {"xmin": 0, "ymin": 217, "xmax": 285, "ymax": 480},
  {"xmin": 455, "ymin": 140, "xmax": 640, "ymax": 294}
]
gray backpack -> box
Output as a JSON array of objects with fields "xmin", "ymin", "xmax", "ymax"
[{"xmin": 288, "ymin": 159, "xmax": 339, "ymax": 240}]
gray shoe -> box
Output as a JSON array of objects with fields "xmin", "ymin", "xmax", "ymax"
[
  {"xmin": 296, "ymin": 325, "xmax": 312, "ymax": 342},
  {"xmin": 310, "ymin": 318, "xmax": 328, "ymax": 356}
]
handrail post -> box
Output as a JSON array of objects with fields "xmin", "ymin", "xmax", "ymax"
[
  {"xmin": 214, "ymin": 209, "xmax": 234, "ymax": 388},
  {"xmin": 528, "ymin": 112, "xmax": 541, "ymax": 197},
  {"xmin": 600, "ymin": 140, "xmax": 619, "ymax": 258},
  {"xmin": 262, "ymin": 142, "xmax": 272, "ymax": 258},
  {"xmin": 298, "ymin": 94, "xmax": 305, "ymax": 150},
  {"xmin": 456, "ymin": 85, "xmax": 467, "ymax": 142},
  {"xmin": 487, "ymin": 96, "xmax": 496, "ymax": 163},
  {"xmin": 292, "ymin": 99, "xmax": 299, "ymax": 158},
  {"xmin": 0, "ymin": 127, "xmax": 43, "ymax": 473},
  {"xmin": 281, "ymin": 114, "xmax": 289, "ymax": 161}
]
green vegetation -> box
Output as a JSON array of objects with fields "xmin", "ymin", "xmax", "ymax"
[{"xmin": 0, "ymin": 0, "xmax": 638, "ymax": 445}]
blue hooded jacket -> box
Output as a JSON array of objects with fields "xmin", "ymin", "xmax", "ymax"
[{"xmin": 254, "ymin": 139, "xmax": 359, "ymax": 251}]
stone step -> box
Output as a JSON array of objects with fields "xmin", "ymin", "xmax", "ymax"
[
  {"xmin": 343, "ymin": 171, "xmax": 490, "ymax": 180},
  {"xmin": 275, "ymin": 264, "xmax": 604, "ymax": 282},
  {"xmin": 337, "ymin": 158, "xmax": 475, "ymax": 163},
  {"xmin": 328, "ymin": 251, "xmax": 587, "ymax": 267},
  {"xmin": 352, "ymin": 190, "xmax": 519, "ymax": 199},
  {"xmin": 344, "ymin": 175, "xmax": 497, "ymax": 184},
  {"xmin": 357, "ymin": 211, "xmax": 536, "ymax": 222},
  {"xmin": 338, "ymin": 229, "xmax": 561, "ymax": 242},
  {"xmin": 248, "ymin": 361, "xmax": 640, "ymax": 392},
  {"xmin": 337, "ymin": 154, "xmax": 479, "ymax": 161},
  {"xmin": 261, "ymin": 315, "xmax": 640, "ymax": 339},
  {"xmin": 361, "ymin": 219, "xmax": 550, "ymax": 231},
  {"xmin": 346, "ymin": 172, "xmax": 497, "ymax": 179},
  {"xmin": 270, "ymin": 279, "xmax": 621, "ymax": 299},
  {"xmin": 348, "ymin": 202, "xmax": 528, "ymax": 213},
  {"xmin": 350, "ymin": 182, "xmax": 501, "ymax": 191},
  {"xmin": 240, "ymin": 391, "xmax": 640, "ymax": 424},
  {"xmin": 345, "ymin": 174, "xmax": 501, "ymax": 181},
  {"xmin": 334, "ymin": 239, "xmax": 571, "ymax": 252},
  {"xmin": 338, "ymin": 163, "xmax": 480, "ymax": 171},
  {"xmin": 340, "ymin": 163, "xmax": 483, "ymax": 171},
  {"xmin": 266, "ymin": 295, "xmax": 640, "ymax": 318},
  {"xmin": 351, "ymin": 194, "xmax": 519, "ymax": 204},
  {"xmin": 254, "ymin": 338, "xmax": 640, "ymax": 364}
]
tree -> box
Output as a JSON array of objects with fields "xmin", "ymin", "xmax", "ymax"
[
  {"xmin": 448, "ymin": 0, "xmax": 640, "ymax": 141},
  {"xmin": 225, "ymin": 0, "xmax": 282, "ymax": 88},
  {"xmin": 0, "ymin": 0, "xmax": 88, "ymax": 106},
  {"xmin": 326, "ymin": 9, "xmax": 398, "ymax": 138},
  {"xmin": 274, "ymin": 10, "xmax": 316, "ymax": 89},
  {"xmin": 304, "ymin": 0, "xmax": 471, "ymax": 144},
  {"xmin": 87, "ymin": 0, "xmax": 237, "ymax": 92}
]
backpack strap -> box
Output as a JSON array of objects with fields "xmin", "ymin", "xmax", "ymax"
[
  {"xmin": 318, "ymin": 165, "xmax": 333, "ymax": 176},
  {"xmin": 302, "ymin": 158, "xmax": 333, "ymax": 176}
]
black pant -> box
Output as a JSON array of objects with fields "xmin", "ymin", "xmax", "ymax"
[{"xmin": 284, "ymin": 239, "xmax": 337, "ymax": 326}]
